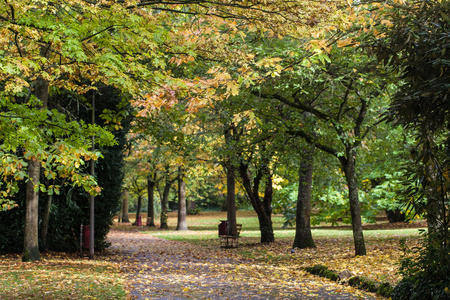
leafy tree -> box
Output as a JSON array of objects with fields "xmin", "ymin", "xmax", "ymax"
[
  {"xmin": 251, "ymin": 39, "xmax": 398, "ymax": 255},
  {"xmin": 364, "ymin": 0, "xmax": 450, "ymax": 296}
]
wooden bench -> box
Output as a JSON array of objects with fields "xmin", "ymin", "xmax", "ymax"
[{"xmin": 219, "ymin": 224, "xmax": 242, "ymax": 248}]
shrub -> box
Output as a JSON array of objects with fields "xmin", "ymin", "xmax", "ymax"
[{"xmin": 392, "ymin": 233, "xmax": 450, "ymax": 300}]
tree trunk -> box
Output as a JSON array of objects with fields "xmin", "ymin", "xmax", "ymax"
[
  {"xmin": 258, "ymin": 214, "xmax": 274, "ymax": 243},
  {"xmin": 122, "ymin": 189, "xmax": 130, "ymax": 223},
  {"xmin": 239, "ymin": 163, "xmax": 274, "ymax": 243},
  {"xmin": 425, "ymin": 164, "xmax": 445, "ymax": 236},
  {"xmin": 176, "ymin": 167, "xmax": 188, "ymax": 231},
  {"xmin": 160, "ymin": 171, "xmax": 173, "ymax": 230},
  {"xmin": 40, "ymin": 194, "xmax": 52, "ymax": 251},
  {"xmin": 23, "ymin": 158, "xmax": 41, "ymax": 262},
  {"xmin": 386, "ymin": 209, "xmax": 406, "ymax": 223},
  {"xmin": 226, "ymin": 164, "xmax": 237, "ymax": 236},
  {"xmin": 147, "ymin": 176, "xmax": 156, "ymax": 227},
  {"xmin": 224, "ymin": 126, "xmax": 237, "ymax": 236},
  {"xmin": 187, "ymin": 199, "xmax": 197, "ymax": 214},
  {"xmin": 23, "ymin": 70, "xmax": 49, "ymax": 262},
  {"xmin": 260, "ymin": 175, "xmax": 274, "ymax": 243},
  {"xmin": 340, "ymin": 150, "xmax": 366, "ymax": 256},
  {"xmin": 134, "ymin": 195, "xmax": 142, "ymax": 226},
  {"xmin": 293, "ymin": 147, "xmax": 316, "ymax": 249}
]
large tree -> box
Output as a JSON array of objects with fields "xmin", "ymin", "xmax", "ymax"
[{"xmin": 251, "ymin": 42, "xmax": 396, "ymax": 256}]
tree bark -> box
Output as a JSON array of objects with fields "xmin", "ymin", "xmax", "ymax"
[
  {"xmin": 260, "ymin": 175, "xmax": 274, "ymax": 243},
  {"xmin": 147, "ymin": 175, "xmax": 156, "ymax": 227},
  {"xmin": 425, "ymin": 164, "xmax": 445, "ymax": 236},
  {"xmin": 293, "ymin": 147, "xmax": 316, "ymax": 249},
  {"xmin": 340, "ymin": 149, "xmax": 366, "ymax": 256},
  {"xmin": 224, "ymin": 126, "xmax": 237, "ymax": 236},
  {"xmin": 122, "ymin": 189, "xmax": 130, "ymax": 223},
  {"xmin": 176, "ymin": 167, "xmax": 188, "ymax": 231},
  {"xmin": 160, "ymin": 169, "xmax": 174, "ymax": 230},
  {"xmin": 226, "ymin": 164, "xmax": 237, "ymax": 236},
  {"xmin": 40, "ymin": 194, "xmax": 52, "ymax": 251},
  {"xmin": 23, "ymin": 70, "xmax": 49, "ymax": 262},
  {"xmin": 23, "ymin": 158, "xmax": 41, "ymax": 262},
  {"xmin": 134, "ymin": 195, "xmax": 142, "ymax": 226},
  {"xmin": 239, "ymin": 162, "xmax": 274, "ymax": 243},
  {"xmin": 187, "ymin": 199, "xmax": 197, "ymax": 214}
]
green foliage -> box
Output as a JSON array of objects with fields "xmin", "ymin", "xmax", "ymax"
[
  {"xmin": 377, "ymin": 282, "xmax": 394, "ymax": 298},
  {"xmin": 272, "ymin": 183, "xmax": 297, "ymax": 228},
  {"xmin": 0, "ymin": 87, "xmax": 130, "ymax": 253},
  {"xmin": 392, "ymin": 232, "xmax": 450, "ymax": 300}
]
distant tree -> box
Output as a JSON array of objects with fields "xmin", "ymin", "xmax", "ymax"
[
  {"xmin": 122, "ymin": 190, "xmax": 131, "ymax": 223},
  {"xmin": 176, "ymin": 167, "xmax": 188, "ymax": 231}
]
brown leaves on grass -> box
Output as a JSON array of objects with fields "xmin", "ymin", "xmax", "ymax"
[
  {"xmin": 236, "ymin": 234, "xmax": 421, "ymax": 286},
  {"xmin": 0, "ymin": 252, "xmax": 126, "ymax": 299}
]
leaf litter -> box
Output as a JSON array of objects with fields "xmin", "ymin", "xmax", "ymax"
[{"xmin": 107, "ymin": 229, "xmax": 381, "ymax": 299}]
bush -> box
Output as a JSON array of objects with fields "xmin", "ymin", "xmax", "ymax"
[
  {"xmin": 377, "ymin": 282, "xmax": 394, "ymax": 298},
  {"xmin": 392, "ymin": 234, "xmax": 450, "ymax": 300}
]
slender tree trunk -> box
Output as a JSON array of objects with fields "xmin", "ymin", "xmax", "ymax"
[
  {"xmin": 293, "ymin": 147, "xmax": 316, "ymax": 249},
  {"xmin": 147, "ymin": 176, "xmax": 156, "ymax": 227},
  {"xmin": 176, "ymin": 167, "xmax": 188, "ymax": 231},
  {"xmin": 88, "ymin": 90, "xmax": 95, "ymax": 260},
  {"xmin": 340, "ymin": 150, "xmax": 366, "ymax": 256},
  {"xmin": 187, "ymin": 199, "xmax": 196, "ymax": 214},
  {"xmin": 134, "ymin": 195, "xmax": 142, "ymax": 226},
  {"xmin": 426, "ymin": 164, "xmax": 444, "ymax": 236},
  {"xmin": 122, "ymin": 189, "xmax": 130, "ymax": 223},
  {"xmin": 160, "ymin": 171, "xmax": 174, "ymax": 230},
  {"xmin": 40, "ymin": 194, "xmax": 52, "ymax": 251},
  {"xmin": 23, "ymin": 158, "xmax": 41, "ymax": 262},
  {"xmin": 260, "ymin": 175, "xmax": 274, "ymax": 243},
  {"xmin": 226, "ymin": 164, "xmax": 237, "ymax": 236},
  {"xmin": 224, "ymin": 126, "xmax": 237, "ymax": 236}
]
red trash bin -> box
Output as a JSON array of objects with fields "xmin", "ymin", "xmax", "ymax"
[
  {"xmin": 218, "ymin": 220, "xmax": 228, "ymax": 236},
  {"xmin": 136, "ymin": 215, "xmax": 142, "ymax": 226}
]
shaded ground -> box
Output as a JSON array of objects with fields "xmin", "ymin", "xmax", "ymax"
[{"xmin": 107, "ymin": 230, "xmax": 380, "ymax": 299}]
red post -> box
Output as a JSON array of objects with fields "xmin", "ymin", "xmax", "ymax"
[{"xmin": 83, "ymin": 225, "xmax": 90, "ymax": 249}]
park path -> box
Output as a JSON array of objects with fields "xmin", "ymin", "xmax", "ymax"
[{"xmin": 107, "ymin": 229, "xmax": 379, "ymax": 300}]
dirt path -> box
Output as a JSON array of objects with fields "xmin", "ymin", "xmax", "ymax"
[{"xmin": 107, "ymin": 230, "xmax": 379, "ymax": 300}]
